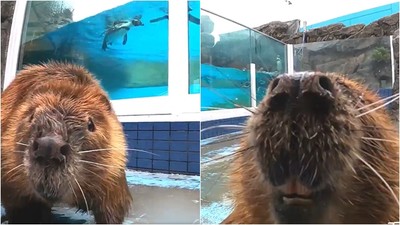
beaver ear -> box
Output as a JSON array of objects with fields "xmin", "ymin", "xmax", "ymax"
[{"xmin": 100, "ymin": 95, "xmax": 113, "ymax": 112}]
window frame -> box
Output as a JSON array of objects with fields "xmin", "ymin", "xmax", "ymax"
[{"xmin": 4, "ymin": 0, "xmax": 200, "ymax": 117}]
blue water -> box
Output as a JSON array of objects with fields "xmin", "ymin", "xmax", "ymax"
[
  {"xmin": 21, "ymin": 1, "xmax": 200, "ymax": 100},
  {"xmin": 201, "ymin": 64, "xmax": 277, "ymax": 110}
]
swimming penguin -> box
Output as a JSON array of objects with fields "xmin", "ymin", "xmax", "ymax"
[
  {"xmin": 102, "ymin": 15, "xmax": 144, "ymax": 51},
  {"xmin": 149, "ymin": 6, "xmax": 200, "ymax": 25}
]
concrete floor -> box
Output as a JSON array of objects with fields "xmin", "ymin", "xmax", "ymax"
[
  {"xmin": 200, "ymin": 134, "xmax": 241, "ymax": 224},
  {"xmin": 1, "ymin": 170, "xmax": 200, "ymax": 224}
]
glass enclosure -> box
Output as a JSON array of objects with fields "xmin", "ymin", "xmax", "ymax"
[
  {"xmin": 19, "ymin": 0, "xmax": 169, "ymax": 100},
  {"xmin": 293, "ymin": 36, "xmax": 393, "ymax": 90},
  {"xmin": 200, "ymin": 10, "xmax": 287, "ymax": 111},
  {"xmin": 7, "ymin": 0, "xmax": 200, "ymax": 116}
]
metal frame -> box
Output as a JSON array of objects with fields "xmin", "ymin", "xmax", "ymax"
[
  {"xmin": 389, "ymin": 35, "xmax": 395, "ymax": 87},
  {"xmin": 4, "ymin": 0, "xmax": 28, "ymax": 90},
  {"xmin": 4, "ymin": 0, "xmax": 200, "ymax": 121}
]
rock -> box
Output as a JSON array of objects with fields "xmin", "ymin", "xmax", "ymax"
[{"xmin": 255, "ymin": 21, "xmax": 289, "ymax": 40}]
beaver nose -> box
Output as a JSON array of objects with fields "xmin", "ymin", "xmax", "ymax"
[
  {"xmin": 32, "ymin": 136, "xmax": 70, "ymax": 164},
  {"xmin": 267, "ymin": 72, "xmax": 336, "ymax": 113}
]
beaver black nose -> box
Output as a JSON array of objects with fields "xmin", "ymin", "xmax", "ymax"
[
  {"xmin": 32, "ymin": 136, "xmax": 70, "ymax": 164},
  {"xmin": 266, "ymin": 73, "xmax": 336, "ymax": 113}
]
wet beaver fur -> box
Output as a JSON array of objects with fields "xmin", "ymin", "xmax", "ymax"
[
  {"xmin": 1, "ymin": 62, "xmax": 132, "ymax": 223},
  {"xmin": 222, "ymin": 71, "xmax": 399, "ymax": 224}
]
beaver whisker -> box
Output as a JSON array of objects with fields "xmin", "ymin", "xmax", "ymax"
[
  {"xmin": 68, "ymin": 180, "xmax": 79, "ymax": 206},
  {"xmin": 361, "ymin": 137, "xmax": 399, "ymax": 143},
  {"xmin": 352, "ymin": 127, "xmax": 398, "ymax": 132},
  {"xmin": 78, "ymin": 159, "xmax": 120, "ymax": 168},
  {"xmin": 79, "ymin": 148, "xmax": 159, "ymax": 157},
  {"xmin": 357, "ymin": 93, "xmax": 399, "ymax": 111},
  {"xmin": 3, "ymin": 164, "xmax": 24, "ymax": 177},
  {"xmin": 201, "ymin": 125, "xmax": 246, "ymax": 133},
  {"xmin": 73, "ymin": 176, "xmax": 89, "ymax": 214},
  {"xmin": 81, "ymin": 167, "xmax": 108, "ymax": 181},
  {"xmin": 16, "ymin": 142, "xmax": 29, "ymax": 147},
  {"xmin": 13, "ymin": 150, "xmax": 25, "ymax": 154},
  {"xmin": 353, "ymin": 152, "xmax": 399, "ymax": 205},
  {"xmin": 356, "ymin": 95, "xmax": 399, "ymax": 118}
]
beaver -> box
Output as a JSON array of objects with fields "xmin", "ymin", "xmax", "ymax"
[
  {"xmin": 1, "ymin": 61, "xmax": 132, "ymax": 223},
  {"xmin": 221, "ymin": 71, "xmax": 399, "ymax": 224}
]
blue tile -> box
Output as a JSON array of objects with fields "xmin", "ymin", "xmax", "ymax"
[
  {"xmin": 137, "ymin": 159, "xmax": 152, "ymax": 169},
  {"xmin": 154, "ymin": 131, "xmax": 170, "ymax": 140},
  {"xmin": 189, "ymin": 122, "xmax": 200, "ymax": 131},
  {"xmin": 137, "ymin": 140, "xmax": 153, "ymax": 150},
  {"xmin": 125, "ymin": 130, "xmax": 138, "ymax": 140},
  {"xmin": 170, "ymin": 152, "xmax": 188, "ymax": 161},
  {"xmin": 170, "ymin": 141, "xmax": 187, "ymax": 151},
  {"xmin": 123, "ymin": 122, "xmax": 138, "ymax": 130},
  {"xmin": 188, "ymin": 162, "xmax": 200, "ymax": 174},
  {"xmin": 153, "ymin": 140, "xmax": 169, "ymax": 150},
  {"xmin": 153, "ymin": 150, "xmax": 169, "ymax": 161},
  {"xmin": 138, "ymin": 122, "xmax": 153, "ymax": 130},
  {"xmin": 171, "ymin": 122, "xmax": 189, "ymax": 131},
  {"xmin": 138, "ymin": 130, "xmax": 153, "ymax": 140},
  {"xmin": 188, "ymin": 131, "xmax": 200, "ymax": 141},
  {"xmin": 154, "ymin": 122, "xmax": 170, "ymax": 131},
  {"xmin": 127, "ymin": 139, "xmax": 137, "ymax": 150},
  {"xmin": 188, "ymin": 142, "xmax": 199, "ymax": 152},
  {"xmin": 188, "ymin": 152, "xmax": 199, "ymax": 163},
  {"xmin": 170, "ymin": 161, "xmax": 187, "ymax": 172},
  {"xmin": 153, "ymin": 160, "xmax": 169, "ymax": 170},
  {"xmin": 127, "ymin": 150, "xmax": 137, "ymax": 160},
  {"xmin": 127, "ymin": 155, "xmax": 136, "ymax": 168},
  {"xmin": 171, "ymin": 131, "xmax": 188, "ymax": 141}
]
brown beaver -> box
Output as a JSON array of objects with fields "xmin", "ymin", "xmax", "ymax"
[
  {"xmin": 1, "ymin": 61, "xmax": 132, "ymax": 223},
  {"xmin": 222, "ymin": 71, "xmax": 399, "ymax": 224}
]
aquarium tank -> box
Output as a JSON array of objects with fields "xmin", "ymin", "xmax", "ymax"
[
  {"xmin": 200, "ymin": 10, "xmax": 287, "ymax": 111},
  {"xmin": 17, "ymin": 0, "xmax": 200, "ymax": 101}
]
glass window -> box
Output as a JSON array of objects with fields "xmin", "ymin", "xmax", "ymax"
[
  {"xmin": 200, "ymin": 11, "xmax": 252, "ymax": 111},
  {"xmin": 188, "ymin": 1, "xmax": 200, "ymax": 94},
  {"xmin": 18, "ymin": 0, "xmax": 169, "ymax": 100},
  {"xmin": 293, "ymin": 36, "xmax": 393, "ymax": 90},
  {"xmin": 250, "ymin": 31, "xmax": 287, "ymax": 105}
]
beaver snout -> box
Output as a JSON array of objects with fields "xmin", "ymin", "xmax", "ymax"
[
  {"xmin": 267, "ymin": 72, "xmax": 336, "ymax": 114},
  {"xmin": 32, "ymin": 135, "xmax": 70, "ymax": 165}
]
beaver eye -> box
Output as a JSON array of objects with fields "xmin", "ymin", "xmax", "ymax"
[{"xmin": 88, "ymin": 117, "xmax": 95, "ymax": 132}]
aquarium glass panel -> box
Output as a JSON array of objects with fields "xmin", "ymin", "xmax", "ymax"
[
  {"xmin": 250, "ymin": 31, "xmax": 287, "ymax": 105},
  {"xmin": 188, "ymin": 1, "xmax": 201, "ymax": 94},
  {"xmin": 200, "ymin": 11, "xmax": 252, "ymax": 111},
  {"xmin": 18, "ymin": 0, "xmax": 169, "ymax": 100},
  {"xmin": 293, "ymin": 36, "xmax": 393, "ymax": 90}
]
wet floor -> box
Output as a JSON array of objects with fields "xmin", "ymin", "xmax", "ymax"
[
  {"xmin": 200, "ymin": 133, "xmax": 241, "ymax": 224},
  {"xmin": 1, "ymin": 170, "xmax": 200, "ymax": 224}
]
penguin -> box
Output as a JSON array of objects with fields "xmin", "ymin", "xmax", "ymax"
[
  {"xmin": 102, "ymin": 15, "xmax": 144, "ymax": 51},
  {"xmin": 149, "ymin": 6, "xmax": 200, "ymax": 25}
]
